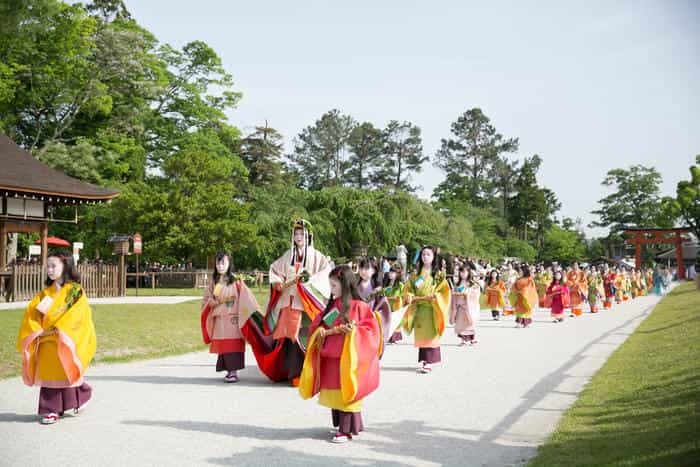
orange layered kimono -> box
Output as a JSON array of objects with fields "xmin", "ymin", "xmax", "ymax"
[
  {"xmin": 17, "ymin": 283, "xmax": 96, "ymax": 388},
  {"xmin": 567, "ymin": 270, "xmax": 588, "ymax": 308},
  {"xmin": 485, "ymin": 280, "xmax": 506, "ymax": 310},
  {"xmin": 514, "ymin": 277, "xmax": 539, "ymax": 319},
  {"xmin": 299, "ymin": 299, "xmax": 381, "ymax": 412}
]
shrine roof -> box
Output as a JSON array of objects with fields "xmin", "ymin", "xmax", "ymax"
[{"xmin": 0, "ymin": 133, "xmax": 119, "ymax": 203}]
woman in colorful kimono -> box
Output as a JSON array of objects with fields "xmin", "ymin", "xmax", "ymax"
[
  {"xmin": 485, "ymin": 269, "xmax": 506, "ymax": 320},
  {"xmin": 621, "ymin": 271, "xmax": 631, "ymax": 301},
  {"xmin": 514, "ymin": 266, "xmax": 539, "ymax": 328},
  {"xmin": 614, "ymin": 268, "xmax": 625, "ymax": 303},
  {"xmin": 261, "ymin": 219, "xmax": 331, "ymax": 385},
  {"xmin": 587, "ymin": 269, "xmax": 604, "ymax": 313},
  {"xmin": 385, "ymin": 263, "xmax": 406, "ymax": 344},
  {"xmin": 502, "ymin": 263, "xmax": 518, "ymax": 316},
  {"xmin": 534, "ymin": 266, "xmax": 550, "ymax": 310},
  {"xmin": 356, "ymin": 257, "xmax": 392, "ymax": 345},
  {"xmin": 17, "ymin": 252, "xmax": 96, "ymax": 425},
  {"xmin": 603, "ymin": 265, "xmax": 617, "ymax": 309},
  {"xmin": 449, "ymin": 266, "xmax": 481, "ymax": 346},
  {"xmin": 299, "ymin": 265, "xmax": 381, "ymax": 444},
  {"xmin": 200, "ymin": 252, "xmax": 260, "ymax": 383},
  {"xmin": 566, "ymin": 262, "xmax": 588, "ymax": 317},
  {"xmin": 403, "ymin": 246, "xmax": 451, "ymax": 374},
  {"xmin": 645, "ymin": 268, "xmax": 654, "ymax": 295},
  {"xmin": 639, "ymin": 269, "xmax": 648, "ymax": 296},
  {"xmin": 547, "ymin": 270, "xmax": 570, "ymax": 323},
  {"xmin": 652, "ymin": 266, "xmax": 667, "ymax": 295}
]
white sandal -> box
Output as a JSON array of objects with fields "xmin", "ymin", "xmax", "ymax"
[
  {"xmin": 40, "ymin": 413, "xmax": 58, "ymax": 425},
  {"xmin": 331, "ymin": 433, "xmax": 351, "ymax": 444}
]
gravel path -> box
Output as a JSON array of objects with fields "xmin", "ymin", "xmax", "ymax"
[{"xmin": 0, "ymin": 292, "xmax": 666, "ymax": 466}]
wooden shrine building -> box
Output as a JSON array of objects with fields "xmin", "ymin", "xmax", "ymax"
[{"xmin": 0, "ymin": 132, "xmax": 119, "ymax": 267}]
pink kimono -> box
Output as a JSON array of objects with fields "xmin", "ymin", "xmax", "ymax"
[
  {"xmin": 450, "ymin": 283, "xmax": 481, "ymax": 344},
  {"xmin": 201, "ymin": 280, "xmax": 259, "ymax": 373}
]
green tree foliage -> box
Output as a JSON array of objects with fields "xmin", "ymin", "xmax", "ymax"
[
  {"xmin": 244, "ymin": 184, "xmax": 310, "ymax": 268},
  {"xmin": 433, "ymin": 108, "xmax": 519, "ymax": 207},
  {"xmin": 433, "ymin": 199, "xmax": 506, "ymax": 261},
  {"xmin": 239, "ymin": 123, "xmax": 285, "ymax": 187},
  {"xmin": 0, "ymin": 0, "xmax": 253, "ymax": 264},
  {"xmin": 376, "ymin": 121, "xmax": 427, "ymax": 192},
  {"xmin": 0, "ymin": 1, "xmax": 600, "ymax": 268},
  {"xmin": 508, "ymin": 155, "xmax": 561, "ymax": 245},
  {"xmin": 540, "ymin": 225, "xmax": 587, "ymax": 264},
  {"xmin": 587, "ymin": 237, "xmax": 608, "ymax": 260},
  {"xmin": 673, "ymin": 155, "xmax": 700, "ymax": 239},
  {"xmin": 289, "ymin": 109, "xmax": 356, "ymax": 189},
  {"xmin": 346, "ymin": 122, "xmax": 384, "ymax": 189},
  {"xmin": 109, "ymin": 131, "xmax": 253, "ymax": 265},
  {"xmin": 504, "ymin": 238, "xmax": 537, "ymax": 263},
  {"xmin": 591, "ymin": 165, "xmax": 667, "ymax": 232}
]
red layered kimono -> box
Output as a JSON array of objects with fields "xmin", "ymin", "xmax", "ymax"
[{"xmin": 299, "ymin": 299, "xmax": 381, "ymax": 411}]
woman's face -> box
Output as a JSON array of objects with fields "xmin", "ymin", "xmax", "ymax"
[
  {"xmin": 329, "ymin": 277, "xmax": 342, "ymax": 298},
  {"xmin": 491, "ymin": 271, "xmax": 498, "ymax": 279},
  {"xmin": 460, "ymin": 268, "xmax": 469, "ymax": 280},
  {"xmin": 554, "ymin": 272, "xmax": 562, "ymax": 281},
  {"xmin": 359, "ymin": 265, "xmax": 374, "ymax": 281},
  {"xmin": 388, "ymin": 271, "xmax": 397, "ymax": 281},
  {"xmin": 216, "ymin": 256, "xmax": 230, "ymax": 274},
  {"xmin": 47, "ymin": 256, "xmax": 64, "ymax": 282},
  {"xmin": 293, "ymin": 228, "xmax": 305, "ymax": 248},
  {"xmin": 421, "ymin": 248, "xmax": 434, "ymax": 267}
]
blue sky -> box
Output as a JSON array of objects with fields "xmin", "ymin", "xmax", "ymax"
[{"xmin": 124, "ymin": 0, "xmax": 699, "ymax": 237}]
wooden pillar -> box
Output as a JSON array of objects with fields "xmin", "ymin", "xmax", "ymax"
[
  {"xmin": 0, "ymin": 222, "xmax": 6, "ymax": 268},
  {"xmin": 118, "ymin": 254, "xmax": 126, "ymax": 296},
  {"xmin": 41, "ymin": 222, "xmax": 48, "ymax": 266},
  {"xmin": 634, "ymin": 233, "xmax": 642, "ymax": 270},
  {"xmin": 676, "ymin": 231, "xmax": 685, "ymax": 280}
]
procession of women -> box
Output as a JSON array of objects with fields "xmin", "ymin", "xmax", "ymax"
[{"xmin": 16, "ymin": 218, "xmax": 675, "ymax": 443}]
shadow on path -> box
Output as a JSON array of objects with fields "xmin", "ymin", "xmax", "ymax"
[{"xmin": 0, "ymin": 413, "xmax": 37, "ymax": 423}]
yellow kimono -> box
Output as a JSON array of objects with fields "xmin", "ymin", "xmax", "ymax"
[
  {"xmin": 17, "ymin": 283, "xmax": 96, "ymax": 388},
  {"xmin": 403, "ymin": 271, "xmax": 451, "ymax": 348}
]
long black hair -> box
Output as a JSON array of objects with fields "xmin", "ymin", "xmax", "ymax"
[
  {"xmin": 486, "ymin": 269, "xmax": 501, "ymax": 287},
  {"xmin": 357, "ymin": 256, "xmax": 381, "ymax": 289},
  {"xmin": 383, "ymin": 262, "xmax": 403, "ymax": 287},
  {"xmin": 550, "ymin": 269, "xmax": 565, "ymax": 287},
  {"xmin": 289, "ymin": 219, "xmax": 313, "ymax": 268},
  {"xmin": 323, "ymin": 265, "xmax": 362, "ymax": 324},
  {"xmin": 416, "ymin": 246, "xmax": 439, "ymax": 278},
  {"xmin": 454, "ymin": 266, "xmax": 476, "ymax": 288},
  {"xmin": 212, "ymin": 251, "xmax": 234, "ymax": 285},
  {"xmin": 45, "ymin": 251, "xmax": 81, "ymax": 286}
]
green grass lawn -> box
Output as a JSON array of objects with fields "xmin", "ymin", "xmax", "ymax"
[
  {"xmin": 529, "ymin": 282, "xmax": 700, "ymax": 467},
  {"xmin": 125, "ymin": 286, "xmax": 269, "ymax": 297},
  {"xmin": 0, "ymin": 289, "xmax": 271, "ymax": 379},
  {"xmin": 125, "ymin": 287, "xmax": 205, "ymax": 296}
]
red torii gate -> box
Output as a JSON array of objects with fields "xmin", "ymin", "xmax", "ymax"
[{"xmin": 623, "ymin": 228, "xmax": 691, "ymax": 279}]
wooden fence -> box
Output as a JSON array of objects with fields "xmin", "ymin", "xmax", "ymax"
[
  {"xmin": 126, "ymin": 270, "xmax": 269, "ymax": 290},
  {"xmin": 1, "ymin": 263, "xmax": 120, "ymax": 302}
]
